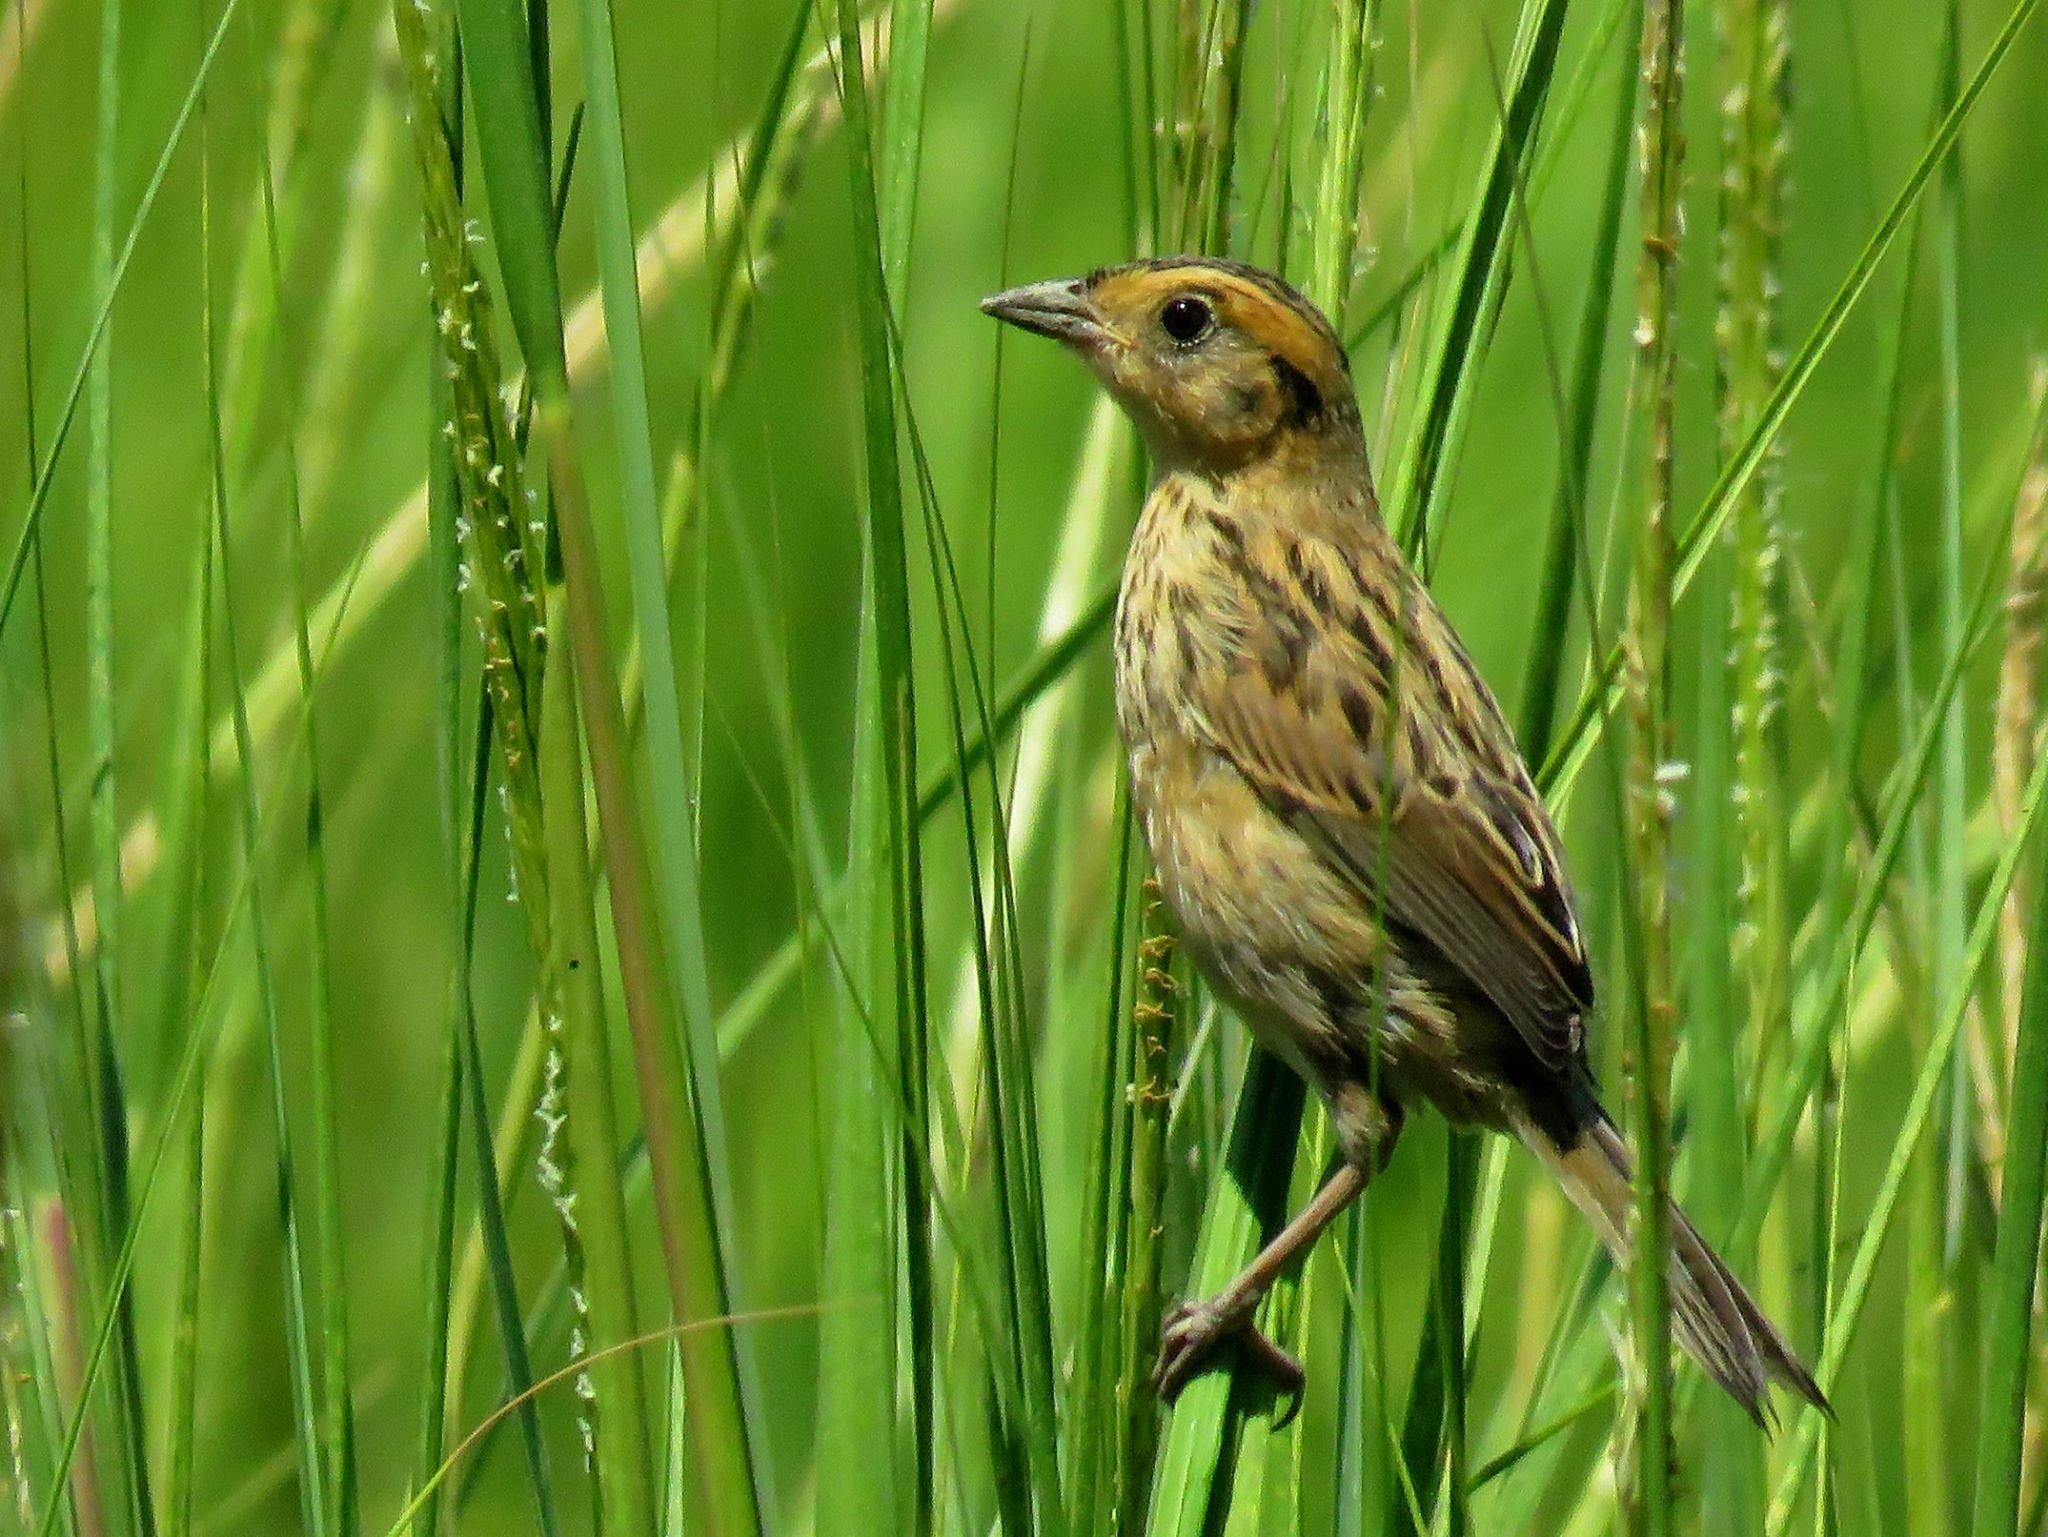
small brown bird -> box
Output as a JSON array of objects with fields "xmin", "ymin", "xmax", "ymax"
[{"xmin": 983, "ymin": 256, "xmax": 1826, "ymax": 1424}]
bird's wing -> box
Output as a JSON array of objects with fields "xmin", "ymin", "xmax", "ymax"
[{"xmin": 1191, "ymin": 526, "xmax": 1593, "ymax": 1069}]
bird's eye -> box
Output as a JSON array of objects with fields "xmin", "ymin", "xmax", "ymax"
[{"xmin": 1160, "ymin": 295, "xmax": 1213, "ymax": 345}]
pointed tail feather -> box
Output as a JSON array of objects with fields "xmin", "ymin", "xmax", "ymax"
[{"xmin": 1521, "ymin": 1110, "xmax": 1830, "ymax": 1426}]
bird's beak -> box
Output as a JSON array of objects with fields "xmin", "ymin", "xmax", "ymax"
[{"xmin": 980, "ymin": 278, "xmax": 1111, "ymax": 349}]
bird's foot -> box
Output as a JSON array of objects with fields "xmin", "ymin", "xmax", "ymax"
[{"xmin": 1152, "ymin": 1295, "xmax": 1305, "ymax": 1423}]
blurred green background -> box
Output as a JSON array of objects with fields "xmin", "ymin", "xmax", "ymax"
[{"xmin": 5, "ymin": 0, "xmax": 2048, "ymax": 1531}]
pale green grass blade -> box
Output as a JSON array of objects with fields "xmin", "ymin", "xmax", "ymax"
[
  {"xmin": 83, "ymin": 0, "xmax": 121, "ymax": 1071},
  {"xmin": 742, "ymin": 174, "xmax": 903, "ymax": 1532},
  {"xmin": 157, "ymin": 471, "xmax": 217, "ymax": 1537},
  {"xmin": 1062, "ymin": 778, "xmax": 1138, "ymax": 1535},
  {"xmin": 879, "ymin": 0, "xmax": 931, "ymax": 298}
]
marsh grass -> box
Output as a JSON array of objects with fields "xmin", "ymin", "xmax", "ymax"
[{"xmin": 5, "ymin": 0, "xmax": 2048, "ymax": 1533}]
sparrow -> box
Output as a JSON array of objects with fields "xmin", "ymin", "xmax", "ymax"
[{"xmin": 981, "ymin": 256, "xmax": 1826, "ymax": 1424}]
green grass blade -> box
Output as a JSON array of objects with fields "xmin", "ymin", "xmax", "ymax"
[
  {"xmin": 77, "ymin": 0, "xmax": 152, "ymax": 1527},
  {"xmin": 833, "ymin": 4, "xmax": 936, "ymax": 1528},
  {"xmin": 251, "ymin": 98, "xmax": 359, "ymax": 1537},
  {"xmin": 569, "ymin": 0, "xmax": 774, "ymax": 1515},
  {"xmin": 0, "ymin": 0, "xmax": 241, "ymax": 636},
  {"xmin": 1382, "ymin": 0, "xmax": 1570, "ymax": 570},
  {"xmin": 1704, "ymin": 22, "xmax": 1795, "ymax": 1515},
  {"xmin": 1912, "ymin": 16, "xmax": 1969, "ymax": 1536},
  {"xmin": 438, "ymin": 0, "xmax": 762, "ymax": 1525},
  {"xmin": 1970, "ymin": 639, "xmax": 2048, "ymax": 1535},
  {"xmin": 457, "ymin": 718, "xmax": 566, "ymax": 1537},
  {"xmin": 158, "ymin": 477, "xmax": 216, "ymax": 1537},
  {"xmin": 1975, "ymin": 889, "xmax": 2048, "ymax": 1534},
  {"xmin": 813, "ymin": 573, "xmax": 904, "ymax": 1537},
  {"xmin": 197, "ymin": 85, "xmax": 335, "ymax": 1537},
  {"xmin": 1515, "ymin": 0, "xmax": 1638, "ymax": 765},
  {"xmin": 1145, "ymin": 1058, "xmax": 1306, "ymax": 1531}
]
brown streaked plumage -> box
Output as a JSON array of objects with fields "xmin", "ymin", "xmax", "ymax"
[{"xmin": 982, "ymin": 256, "xmax": 1826, "ymax": 1425}]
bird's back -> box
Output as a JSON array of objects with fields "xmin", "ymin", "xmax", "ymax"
[{"xmin": 1113, "ymin": 463, "xmax": 1589, "ymax": 1142}]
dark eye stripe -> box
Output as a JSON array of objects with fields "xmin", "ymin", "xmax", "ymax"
[{"xmin": 1270, "ymin": 356, "xmax": 1324, "ymax": 425}]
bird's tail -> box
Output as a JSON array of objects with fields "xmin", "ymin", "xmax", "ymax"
[{"xmin": 1520, "ymin": 1108, "xmax": 1829, "ymax": 1426}]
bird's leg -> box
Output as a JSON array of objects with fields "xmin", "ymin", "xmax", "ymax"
[{"xmin": 1152, "ymin": 1159, "xmax": 1368, "ymax": 1407}]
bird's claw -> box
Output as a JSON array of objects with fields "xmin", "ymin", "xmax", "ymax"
[{"xmin": 1152, "ymin": 1297, "xmax": 1306, "ymax": 1425}]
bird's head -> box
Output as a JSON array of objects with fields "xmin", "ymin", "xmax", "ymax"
[{"xmin": 981, "ymin": 257, "xmax": 1363, "ymax": 476}]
